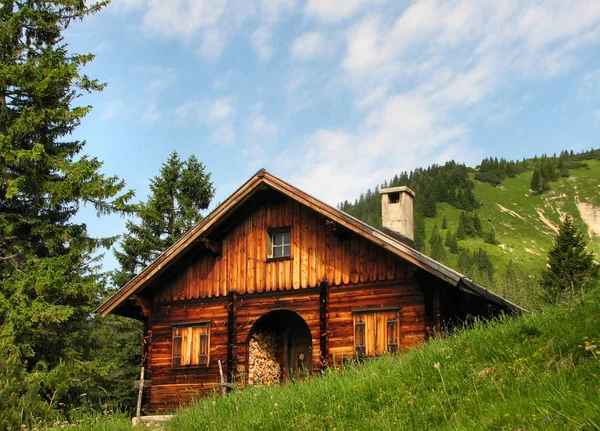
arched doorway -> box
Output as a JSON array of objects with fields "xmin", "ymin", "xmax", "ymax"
[{"xmin": 246, "ymin": 310, "xmax": 312, "ymax": 386}]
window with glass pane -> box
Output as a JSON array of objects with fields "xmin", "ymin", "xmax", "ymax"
[
  {"xmin": 270, "ymin": 230, "xmax": 290, "ymax": 258},
  {"xmin": 172, "ymin": 324, "xmax": 210, "ymax": 367}
]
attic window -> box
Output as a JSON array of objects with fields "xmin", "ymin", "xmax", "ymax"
[
  {"xmin": 388, "ymin": 192, "xmax": 400, "ymax": 204},
  {"xmin": 268, "ymin": 228, "xmax": 291, "ymax": 259},
  {"xmin": 172, "ymin": 323, "xmax": 210, "ymax": 367}
]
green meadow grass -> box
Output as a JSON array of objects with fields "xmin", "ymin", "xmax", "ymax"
[
  {"xmin": 165, "ymin": 286, "xmax": 600, "ymax": 431},
  {"xmin": 423, "ymin": 161, "xmax": 600, "ymax": 305}
]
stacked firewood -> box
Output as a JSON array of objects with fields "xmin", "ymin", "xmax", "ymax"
[{"xmin": 247, "ymin": 332, "xmax": 280, "ymax": 386}]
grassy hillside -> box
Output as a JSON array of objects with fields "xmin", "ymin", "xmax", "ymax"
[
  {"xmin": 422, "ymin": 159, "xmax": 600, "ymax": 308},
  {"xmin": 43, "ymin": 289, "xmax": 600, "ymax": 431},
  {"xmin": 157, "ymin": 286, "xmax": 600, "ymax": 431}
]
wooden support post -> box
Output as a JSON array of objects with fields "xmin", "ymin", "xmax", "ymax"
[
  {"xmin": 227, "ymin": 292, "xmax": 235, "ymax": 384},
  {"xmin": 319, "ymin": 281, "xmax": 328, "ymax": 368},
  {"xmin": 433, "ymin": 287, "xmax": 441, "ymax": 338},
  {"xmin": 218, "ymin": 360, "xmax": 226, "ymax": 398},
  {"xmin": 135, "ymin": 366, "xmax": 145, "ymax": 420}
]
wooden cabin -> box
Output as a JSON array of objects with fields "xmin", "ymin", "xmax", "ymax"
[{"xmin": 97, "ymin": 170, "xmax": 522, "ymax": 413}]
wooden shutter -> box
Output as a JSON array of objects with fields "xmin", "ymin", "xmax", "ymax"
[
  {"xmin": 354, "ymin": 314, "xmax": 366, "ymax": 357},
  {"xmin": 354, "ymin": 310, "xmax": 400, "ymax": 357},
  {"xmin": 172, "ymin": 324, "xmax": 210, "ymax": 367}
]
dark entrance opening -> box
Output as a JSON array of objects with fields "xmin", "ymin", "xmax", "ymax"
[{"xmin": 247, "ymin": 310, "xmax": 312, "ymax": 386}]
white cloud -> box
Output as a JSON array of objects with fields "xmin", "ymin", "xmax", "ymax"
[
  {"xmin": 139, "ymin": 0, "xmax": 224, "ymax": 40},
  {"xmin": 304, "ymin": 0, "xmax": 384, "ymax": 23},
  {"xmin": 209, "ymin": 97, "xmax": 235, "ymax": 123},
  {"xmin": 247, "ymin": 103, "xmax": 278, "ymax": 139},
  {"xmin": 282, "ymin": 93, "xmax": 473, "ymax": 204},
  {"xmin": 212, "ymin": 71, "xmax": 235, "ymax": 89},
  {"xmin": 280, "ymin": 0, "xmax": 600, "ymax": 204},
  {"xmin": 209, "ymin": 124, "xmax": 236, "ymax": 147},
  {"xmin": 251, "ymin": 26, "xmax": 273, "ymax": 61},
  {"xmin": 261, "ymin": 0, "xmax": 296, "ymax": 24},
  {"xmin": 290, "ymin": 32, "xmax": 327, "ymax": 61},
  {"xmin": 115, "ymin": 0, "xmax": 600, "ymax": 205},
  {"xmin": 142, "ymin": 103, "xmax": 161, "ymax": 122},
  {"xmin": 577, "ymin": 69, "xmax": 600, "ymax": 103},
  {"xmin": 140, "ymin": 66, "xmax": 177, "ymax": 91},
  {"xmin": 100, "ymin": 100, "xmax": 125, "ymax": 120},
  {"xmin": 198, "ymin": 28, "xmax": 227, "ymax": 59},
  {"xmin": 173, "ymin": 97, "xmax": 236, "ymax": 146},
  {"xmin": 115, "ymin": 0, "xmax": 296, "ymax": 61}
]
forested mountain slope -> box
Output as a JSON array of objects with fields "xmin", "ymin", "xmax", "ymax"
[{"xmin": 340, "ymin": 150, "xmax": 600, "ymax": 309}]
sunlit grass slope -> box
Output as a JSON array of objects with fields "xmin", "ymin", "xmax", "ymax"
[
  {"xmin": 166, "ymin": 287, "xmax": 600, "ymax": 431},
  {"xmin": 424, "ymin": 160, "xmax": 600, "ymax": 307}
]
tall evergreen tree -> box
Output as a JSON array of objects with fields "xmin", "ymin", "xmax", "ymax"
[
  {"xmin": 428, "ymin": 225, "xmax": 446, "ymax": 262},
  {"xmin": 473, "ymin": 248, "xmax": 494, "ymax": 284},
  {"xmin": 540, "ymin": 215, "xmax": 598, "ymax": 302},
  {"xmin": 445, "ymin": 231, "xmax": 459, "ymax": 254},
  {"xmin": 0, "ymin": 1, "xmax": 133, "ymax": 425},
  {"xmin": 530, "ymin": 167, "xmax": 543, "ymax": 193},
  {"xmin": 457, "ymin": 249, "xmax": 472, "ymax": 274},
  {"xmin": 114, "ymin": 152, "xmax": 215, "ymax": 286}
]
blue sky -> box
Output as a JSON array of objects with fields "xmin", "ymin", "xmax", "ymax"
[{"xmin": 67, "ymin": 0, "xmax": 600, "ymax": 271}]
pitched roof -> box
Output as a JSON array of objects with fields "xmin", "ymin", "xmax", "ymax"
[{"xmin": 97, "ymin": 169, "xmax": 525, "ymax": 317}]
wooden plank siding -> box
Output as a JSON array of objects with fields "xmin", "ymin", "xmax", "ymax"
[
  {"xmin": 156, "ymin": 199, "xmax": 407, "ymax": 301},
  {"xmin": 146, "ymin": 297, "xmax": 230, "ymax": 412},
  {"xmin": 144, "ymin": 197, "xmax": 431, "ymax": 413},
  {"xmin": 326, "ymin": 281, "xmax": 426, "ymax": 361}
]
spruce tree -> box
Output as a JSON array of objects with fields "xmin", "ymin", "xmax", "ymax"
[
  {"xmin": 473, "ymin": 247, "xmax": 494, "ymax": 284},
  {"xmin": 441, "ymin": 213, "xmax": 448, "ymax": 229},
  {"xmin": 445, "ymin": 231, "xmax": 459, "ymax": 254},
  {"xmin": 458, "ymin": 249, "xmax": 472, "ymax": 274},
  {"xmin": 114, "ymin": 152, "xmax": 215, "ymax": 286},
  {"xmin": 471, "ymin": 212, "xmax": 482, "ymax": 236},
  {"xmin": 428, "ymin": 224, "xmax": 446, "ymax": 262},
  {"xmin": 540, "ymin": 215, "xmax": 598, "ymax": 302},
  {"xmin": 530, "ymin": 167, "xmax": 543, "ymax": 193},
  {"xmin": 0, "ymin": 1, "xmax": 133, "ymax": 424}
]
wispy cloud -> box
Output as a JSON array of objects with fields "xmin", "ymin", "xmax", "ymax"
[
  {"xmin": 139, "ymin": 66, "xmax": 177, "ymax": 91},
  {"xmin": 111, "ymin": 0, "xmax": 600, "ymax": 205},
  {"xmin": 173, "ymin": 97, "xmax": 237, "ymax": 146},
  {"xmin": 576, "ymin": 69, "xmax": 600, "ymax": 103},
  {"xmin": 251, "ymin": 26, "xmax": 274, "ymax": 61},
  {"xmin": 290, "ymin": 32, "xmax": 328, "ymax": 61},
  {"xmin": 142, "ymin": 103, "xmax": 161, "ymax": 122},
  {"xmin": 304, "ymin": 0, "xmax": 385, "ymax": 23},
  {"xmin": 246, "ymin": 103, "xmax": 278, "ymax": 139},
  {"xmin": 282, "ymin": 0, "xmax": 600, "ymax": 203},
  {"xmin": 100, "ymin": 100, "xmax": 125, "ymax": 120},
  {"xmin": 113, "ymin": 0, "xmax": 296, "ymax": 60}
]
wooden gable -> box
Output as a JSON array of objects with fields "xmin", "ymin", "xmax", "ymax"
[{"xmin": 155, "ymin": 196, "xmax": 412, "ymax": 302}]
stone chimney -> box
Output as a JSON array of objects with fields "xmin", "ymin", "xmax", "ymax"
[{"xmin": 380, "ymin": 186, "xmax": 416, "ymax": 242}]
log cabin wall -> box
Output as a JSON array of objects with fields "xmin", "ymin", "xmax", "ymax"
[
  {"xmin": 146, "ymin": 297, "xmax": 229, "ymax": 413},
  {"xmin": 326, "ymin": 280, "xmax": 427, "ymax": 362},
  {"xmin": 144, "ymin": 195, "xmax": 433, "ymax": 412}
]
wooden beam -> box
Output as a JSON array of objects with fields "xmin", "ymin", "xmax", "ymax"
[
  {"xmin": 202, "ymin": 239, "xmax": 222, "ymax": 255},
  {"xmin": 319, "ymin": 281, "xmax": 327, "ymax": 369}
]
